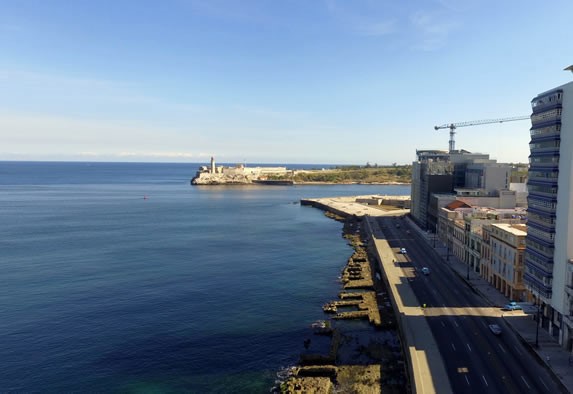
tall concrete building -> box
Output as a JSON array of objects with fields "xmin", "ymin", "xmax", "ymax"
[
  {"xmin": 411, "ymin": 150, "xmax": 452, "ymax": 230},
  {"xmin": 525, "ymin": 80, "xmax": 573, "ymax": 349},
  {"xmin": 411, "ymin": 149, "xmax": 513, "ymax": 231}
]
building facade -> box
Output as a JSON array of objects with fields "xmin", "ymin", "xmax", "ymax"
[
  {"xmin": 411, "ymin": 150, "xmax": 453, "ymax": 230},
  {"xmin": 525, "ymin": 81, "xmax": 573, "ymax": 349},
  {"xmin": 489, "ymin": 223, "xmax": 527, "ymax": 302}
]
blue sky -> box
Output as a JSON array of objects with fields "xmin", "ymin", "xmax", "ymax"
[{"xmin": 1, "ymin": 0, "xmax": 573, "ymax": 165}]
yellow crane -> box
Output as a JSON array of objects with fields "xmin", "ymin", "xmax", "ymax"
[{"xmin": 434, "ymin": 115, "xmax": 530, "ymax": 152}]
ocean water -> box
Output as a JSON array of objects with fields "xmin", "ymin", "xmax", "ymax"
[{"xmin": 0, "ymin": 161, "xmax": 410, "ymax": 393}]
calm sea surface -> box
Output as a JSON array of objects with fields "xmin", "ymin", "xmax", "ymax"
[{"xmin": 0, "ymin": 162, "xmax": 410, "ymax": 393}]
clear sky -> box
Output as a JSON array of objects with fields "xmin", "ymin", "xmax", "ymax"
[{"xmin": 1, "ymin": 0, "xmax": 573, "ymax": 165}]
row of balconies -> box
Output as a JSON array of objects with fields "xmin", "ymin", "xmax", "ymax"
[
  {"xmin": 531, "ymin": 89, "xmax": 563, "ymax": 114},
  {"xmin": 525, "ymin": 253, "xmax": 554, "ymax": 276},
  {"xmin": 531, "ymin": 108, "xmax": 562, "ymax": 126},
  {"xmin": 530, "ymin": 123, "xmax": 561, "ymax": 139},
  {"xmin": 524, "ymin": 272, "xmax": 553, "ymax": 299}
]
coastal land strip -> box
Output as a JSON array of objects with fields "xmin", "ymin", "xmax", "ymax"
[{"xmin": 190, "ymin": 159, "xmax": 411, "ymax": 185}]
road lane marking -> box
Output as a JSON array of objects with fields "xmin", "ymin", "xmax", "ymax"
[
  {"xmin": 521, "ymin": 376, "xmax": 530, "ymax": 389},
  {"xmin": 451, "ymin": 343, "xmax": 456, "ymax": 351},
  {"xmin": 482, "ymin": 375, "xmax": 488, "ymax": 387},
  {"xmin": 465, "ymin": 375, "xmax": 470, "ymax": 385},
  {"xmin": 467, "ymin": 343, "xmax": 472, "ymax": 352},
  {"xmin": 454, "ymin": 321, "xmax": 459, "ymax": 327},
  {"xmin": 480, "ymin": 321, "xmax": 487, "ymax": 328},
  {"xmin": 539, "ymin": 377, "xmax": 548, "ymax": 390},
  {"xmin": 498, "ymin": 344, "xmax": 506, "ymax": 353},
  {"xmin": 441, "ymin": 321, "xmax": 446, "ymax": 327}
]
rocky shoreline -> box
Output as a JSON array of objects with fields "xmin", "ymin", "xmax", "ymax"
[{"xmin": 275, "ymin": 214, "xmax": 406, "ymax": 393}]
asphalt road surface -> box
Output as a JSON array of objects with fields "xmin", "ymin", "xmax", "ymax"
[{"xmin": 375, "ymin": 216, "xmax": 566, "ymax": 394}]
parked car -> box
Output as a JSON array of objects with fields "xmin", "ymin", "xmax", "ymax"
[
  {"xmin": 400, "ymin": 248, "xmax": 407, "ymax": 254},
  {"xmin": 503, "ymin": 301, "xmax": 523, "ymax": 311},
  {"xmin": 421, "ymin": 267, "xmax": 431, "ymax": 275},
  {"xmin": 489, "ymin": 324, "xmax": 502, "ymax": 335}
]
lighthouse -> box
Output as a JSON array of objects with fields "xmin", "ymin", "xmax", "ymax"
[{"xmin": 210, "ymin": 156, "xmax": 216, "ymax": 174}]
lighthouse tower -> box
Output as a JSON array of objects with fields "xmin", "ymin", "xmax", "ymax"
[{"xmin": 210, "ymin": 156, "xmax": 216, "ymax": 173}]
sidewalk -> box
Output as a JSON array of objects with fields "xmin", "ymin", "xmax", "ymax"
[{"xmin": 405, "ymin": 216, "xmax": 573, "ymax": 393}]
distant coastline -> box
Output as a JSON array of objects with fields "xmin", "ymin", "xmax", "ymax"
[{"xmin": 190, "ymin": 157, "xmax": 412, "ymax": 186}]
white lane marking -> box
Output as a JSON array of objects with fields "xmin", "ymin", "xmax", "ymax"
[
  {"xmin": 521, "ymin": 376, "xmax": 530, "ymax": 389},
  {"xmin": 480, "ymin": 320, "xmax": 487, "ymax": 328},
  {"xmin": 441, "ymin": 321, "xmax": 446, "ymax": 327},
  {"xmin": 498, "ymin": 344, "xmax": 506, "ymax": 353},
  {"xmin": 454, "ymin": 321, "xmax": 459, "ymax": 328},
  {"xmin": 467, "ymin": 343, "xmax": 472, "ymax": 352},
  {"xmin": 482, "ymin": 375, "xmax": 488, "ymax": 387},
  {"xmin": 539, "ymin": 377, "xmax": 548, "ymax": 390},
  {"xmin": 513, "ymin": 345, "xmax": 523, "ymax": 356},
  {"xmin": 465, "ymin": 375, "xmax": 470, "ymax": 385},
  {"xmin": 451, "ymin": 343, "xmax": 456, "ymax": 351}
]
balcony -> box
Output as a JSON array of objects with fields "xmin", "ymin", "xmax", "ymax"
[
  {"xmin": 524, "ymin": 272, "xmax": 552, "ymax": 298},
  {"xmin": 531, "ymin": 109, "xmax": 562, "ymax": 126},
  {"xmin": 531, "ymin": 90, "xmax": 563, "ymax": 114},
  {"xmin": 527, "ymin": 190, "xmax": 558, "ymax": 201}
]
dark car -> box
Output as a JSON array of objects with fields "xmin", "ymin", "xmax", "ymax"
[{"xmin": 489, "ymin": 324, "xmax": 502, "ymax": 335}]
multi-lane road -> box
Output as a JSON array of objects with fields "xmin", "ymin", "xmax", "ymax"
[{"xmin": 375, "ymin": 215, "xmax": 565, "ymax": 394}]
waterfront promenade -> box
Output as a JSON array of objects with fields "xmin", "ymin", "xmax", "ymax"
[
  {"xmin": 303, "ymin": 196, "xmax": 452, "ymax": 393},
  {"xmin": 303, "ymin": 195, "xmax": 573, "ymax": 394}
]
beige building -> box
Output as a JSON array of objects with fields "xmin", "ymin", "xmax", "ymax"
[
  {"xmin": 438, "ymin": 202, "xmax": 527, "ymax": 280},
  {"xmin": 488, "ymin": 223, "xmax": 527, "ymax": 301}
]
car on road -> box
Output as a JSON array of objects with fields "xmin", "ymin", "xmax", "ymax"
[
  {"xmin": 503, "ymin": 301, "xmax": 522, "ymax": 311},
  {"xmin": 489, "ymin": 324, "xmax": 502, "ymax": 335},
  {"xmin": 400, "ymin": 248, "xmax": 407, "ymax": 254},
  {"xmin": 421, "ymin": 267, "xmax": 431, "ymax": 275}
]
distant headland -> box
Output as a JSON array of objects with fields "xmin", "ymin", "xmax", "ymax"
[
  {"xmin": 190, "ymin": 157, "xmax": 412, "ymax": 185},
  {"xmin": 190, "ymin": 157, "xmax": 294, "ymax": 185}
]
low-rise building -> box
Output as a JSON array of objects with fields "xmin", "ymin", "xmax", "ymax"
[{"xmin": 489, "ymin": 223, "xmax": 527, "ymax": 301}]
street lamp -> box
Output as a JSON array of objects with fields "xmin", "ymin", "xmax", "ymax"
[
  {"xmin": 446, "ymin": 242, "xmax": 450, "ymax": 262},
  {"xmin": 535, "ymin": 289, "xmax": 541, "ymax": 348},
  {"xmin": 467, "ymin": 260, "xmax": 470, "ymax": 280}
]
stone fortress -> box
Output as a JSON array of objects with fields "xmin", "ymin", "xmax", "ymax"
[{"xmin": 191, "ymin": 157, "xmax": 292, "ymax": 185}]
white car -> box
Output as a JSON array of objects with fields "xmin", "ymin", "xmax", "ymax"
[
  {"xmin": 400, "ymin": 248, "xmax": 407, "ymax": 254},
  {"xmin": 421, "ymin": 267, "xmax": 431, "ymax": 275}
]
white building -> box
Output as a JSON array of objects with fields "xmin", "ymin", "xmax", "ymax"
[{"xmin": 525, "ymin": 80, "xmax": 573, "ymax": 350}]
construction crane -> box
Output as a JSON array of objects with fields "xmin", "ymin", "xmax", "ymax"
[{"xmin": 434, "ymin": 115, "xmax": 530, "ymax": 152}]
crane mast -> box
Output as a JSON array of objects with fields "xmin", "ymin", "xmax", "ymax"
[{"xmin": 434, "ymin": 115, "xmax": 530, "ymax": 152}]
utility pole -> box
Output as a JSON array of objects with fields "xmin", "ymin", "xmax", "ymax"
[
  {"xmin": 446, "ymin": 242, "xmax": 450, "ymax": 262},
  {"xmin": 535, "ymin": 293, "xmax": 541, "ymax": 348}
]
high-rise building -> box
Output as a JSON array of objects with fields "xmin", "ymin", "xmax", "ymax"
[
  {"xmin": 525, "ymin": 80, "xmax": 573, "ymax": 349},
  {"xmin": 411, "ymin": 150, "xmax": 452, "ymax": 230},
  {"xmin": 411, "ymin": 149, "xmax": 513, "ymax": 231}
]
